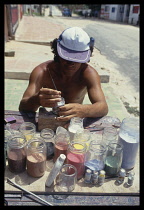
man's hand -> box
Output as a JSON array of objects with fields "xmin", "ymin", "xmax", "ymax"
[
  {"xmin": 57, "ymin": 103, "xmax": 86, "ymax": 121},
  {"xmin": 39, "ymin": 88, "xmax": 61, "ymax": 107}
]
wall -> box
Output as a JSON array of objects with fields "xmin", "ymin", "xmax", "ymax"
[{"xmin": 128, "ymin": 4, "xmax": 140, "ymax": 25}]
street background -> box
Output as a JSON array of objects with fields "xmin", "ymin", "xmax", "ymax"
[{"xmin": 5, "ymin": 6, "xmax": 139, "ymax": 121}]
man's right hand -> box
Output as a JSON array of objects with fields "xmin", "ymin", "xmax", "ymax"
[{"xmin": 39, "ymin": 88, "xmax": 61, "ymax": 108}]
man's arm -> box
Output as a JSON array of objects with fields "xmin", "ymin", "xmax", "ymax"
[
  {"xmin": 19, "ymin": 65, "xmax": 61, "ymax": 112},
  {"xmin": 57, "ymin": 66, "xmax": 108, "ymax": 120}
]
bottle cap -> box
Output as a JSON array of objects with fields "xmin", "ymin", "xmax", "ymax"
[
  {"xmin": 100, "ymin": 170, "xmax": 105, "ymax": 175},
  {"xmin": 86, "ymin": 169, "xmax": 92, "ymax": 174},
  {"xmin": 59, "ymin": 154, "xmax": 66, "ymax": 161}
]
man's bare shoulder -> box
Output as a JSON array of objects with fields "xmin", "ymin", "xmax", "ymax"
[{"xmin": 82, "ymin": 63, "xmax": 99, "ymax": 77}]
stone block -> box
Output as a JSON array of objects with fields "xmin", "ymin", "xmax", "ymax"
[{"xmin": 38, "ymin": 107, "xmax": 69, "ymax": 132}]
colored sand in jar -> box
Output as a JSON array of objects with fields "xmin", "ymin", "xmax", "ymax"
[
  {"xmin": 53, "ymin": 141, "xmax": 68, "ymax": 163},
  {"xmin": 26, "ymin": 153, "xmax": 46, "ymax": 177},
  {"xmin": 85, "ymin": 159, "xmax": 105, "ymax": 171},
  {"xmin": 7, "ymin": 148, "xmax": 26, "ymax": 173},
  {"xmin": 67, "ymin": 152, "xmax": 85, "ymax": 179},
  {"xmin": 105, "ymin": 156, "xmax": 120, "ymax": 176}
]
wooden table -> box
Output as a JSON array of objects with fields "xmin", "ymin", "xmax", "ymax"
[{"xmin": 4, "ymin": 110, "xmax": 139, "ymax": 205}]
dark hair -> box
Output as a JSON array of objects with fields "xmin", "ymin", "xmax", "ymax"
[
  {"xmin": 50, "ymin": 38, "xmax": 60, "ymax": 62},
  {"xmin": 50, "ymin": 38, "xmax": 92, "ymax": 63}
]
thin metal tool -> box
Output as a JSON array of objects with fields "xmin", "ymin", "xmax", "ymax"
[
  {"xmin": 7, "ymin": 178, "xmax": 53, "ymax": 206},
  {"xmin": 47, "ymin": 68, "xmax": 57, "ymax": 90}
]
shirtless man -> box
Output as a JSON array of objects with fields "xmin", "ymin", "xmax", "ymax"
[{"xmin": 19, "ymin": 27, "xmax": 108, "ymax": 121}]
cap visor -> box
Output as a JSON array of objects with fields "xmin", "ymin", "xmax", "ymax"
[{"xmin": 57, "ymin": 42, "xmax": 90, "ymax": 63}]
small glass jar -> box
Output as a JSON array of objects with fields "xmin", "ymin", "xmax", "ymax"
[
  {"xmin": 52, "ymin": 97, "xmax": 65, "ymax": 115},
  {"xmin": 104, "ymin": 143, "xmax": 123, "ymax": 176},
  {"xmin": 67, "ymin": 142, "xmax": 86, "ymax": 180},
  {"xmin": 7, "ymin": 133, "xmax": 27, "ymax": 173},
  {"xmin": 40, "ymin": 128, "xmax": 55, "ymax": 160},
  {"xmin": 26, "ymin": 137, "xmax": 47, "ymax": 178},
  {"xmin": 19, "ymin": 122, "xmax": 36, "ymax": 142},
  {"xmin": 85, "ymin": 141, "xmax": 106, "ymax": 172},
  {"xmin": 68, "ymin": 117, "xmax": 84, "ymax": 141},
  {"xmin": 53, "ymin": 133, "xmax": 70, "ymax": 163}
]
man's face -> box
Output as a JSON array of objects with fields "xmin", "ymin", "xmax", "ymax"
[{"xmin": 59, "ymin": 57, "xmax": 82, "ymax": 75}]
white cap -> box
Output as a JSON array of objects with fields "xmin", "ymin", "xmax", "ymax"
[
  {"xmin": 59, "ymin": 154, "xmax": 66, "ymax": 161},
  {"xmin": 57, "ymin": 27, "xmax": 91, "ymax": 63}
]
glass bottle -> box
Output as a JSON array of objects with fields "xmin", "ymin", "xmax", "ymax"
[
  {"xmin": 98, "ymin": 170, "xmax": 105, "ymax": 185},
  {"xmin": 68, "ymin": 117, "xmax": 84, "ymax": 141},
  {"xmin": 117, "ymin": 168, "xmax": 126, "ymax": 184},
  {"xmin": 53, "ymin": 133, "xmax": 70, "ymax": 163},
  {"xmin": 127, "ymin": 171, "xmax": 135, "ymax": 186},
  {"xmin": 40, "ymin": 128, "xmax": 55, "ymax": 160},
  {"xmin": 67, "ymin": 142, "xmax": 86, "ymax": 180},
  {"xmin": 26, "ymin": 137, "xmax": 47, "ymax": 178},
  {"xmin": 84, "ymin": 141, "xmax": 107, "ymax": 172},
  {"xmin": 104, "ymin": 143, "xmax": 123, "ymax": 176},
  {"xmin": 7, "ymin": 133, "xmax": 27, "ymax": 173},
  {"xmin": 118, "ymin": 117, "xmax": 139, "ymax": 170}
]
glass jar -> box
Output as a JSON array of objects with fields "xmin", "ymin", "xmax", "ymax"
[
  {"xmin": 102, "ymin": 127, "xmax": 118, "ymax": 146},
  {"xmin": 84, "ymin": 141, "xmax": 106, "ymax": 172},
  {"xmin": 52, "ymin": 97, "xmax": 65, "ymax": 115},
  {"xmin": 53, "ymin": 133, "xmax": 70, "ymax": 163},
  {"xmin": 118, "ymin": 117, "xmax": 139, "ymax": 170},
  {"xmin": 68, "ymin": 117, "xmax": 84, "ymax": 141},
  {"xmin": 7, "ymin": 133, "xmax": 27, "ymax": 173},
  {"xmin": 19, "ymin": 122, "xmax": 36, "ymax": 142},
  {"xmin": 26, "ymin": 137, "xmax": 47, "ymax": 178},
  {"xmin": 73, "ymin": 129, "xmax": 91, "ymax": 150},
  {"xmin": 104, "ymin": 143, "xmax": 123, "ymax": 176},
  {"xmin": 40, "ymin": 128, "xmax": 55, "ymax": 160},
  {"xmin": 67, "ymin": 142, "xmax": 86, "ymax": 180},
  {"xmin": 56, "ymin": 164, "xmax": 77, "ymax": 192}
]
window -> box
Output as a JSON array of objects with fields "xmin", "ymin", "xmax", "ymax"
[
  {"xmin": 105, "ymin": 6, "xmax": 109, "ymax": 12},
  {"xmin": 112, "ymin": 7, "xmax": 115, "ymax": 13},
  {"xmin": 133, "ymin": 6, "xmax": 139, "ymax": 13}
]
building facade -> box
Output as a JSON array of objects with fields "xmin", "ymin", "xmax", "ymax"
[
  {"xmin": 100, "ymin": 4, "xmax": 140, "ymax": 25},
  {"xmin": 4, "ymin": 4, "xmax": 24, "ymax": 42}
]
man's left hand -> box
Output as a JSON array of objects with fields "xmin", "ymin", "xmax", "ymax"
[{"xmin": 56, "ymin": 103, "xmax": 85, "ymax": 121}]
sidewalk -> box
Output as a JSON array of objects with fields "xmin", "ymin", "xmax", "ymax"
[{"xmin": 4, "ymin": 15, "xmax": 130, "ymax": 121}]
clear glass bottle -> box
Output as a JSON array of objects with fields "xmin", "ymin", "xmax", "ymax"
[
  {"xmin": 84, "ymin": 141, "xmax": 107, "ymax": 172},
  {"xmin": 84, "ymin": 169, "xmax": 92, "ymax": 183},
  {"xmin": 104, "ymin": 143, "xmax": 123, "ymax": 176},
  {"xmin": 40, "ymin": 128, "xmax": 55, "ymax": 160},
  {"xmin": 68, "ymin": 117, "xmax": 84, "ymax": 141},
  {"xmin": 117, "ymin": 168, "xmax": 126, "ymax": 184},
  {"xmin": 53, "ymin": 133, "xmax": 70, "ymax": 163},
  {"xmin": 73, "ymin": 129, "xmax": 91, "ymax": 150},
  {"xmin": 91, "ymin": 171, "xmax": 99, "ymax": 185},
  {"xmin": 67, "ymin": 142, "xmax": 86, "ymax": 180},
  {"xmin": 98, "ymin": 170, "xmax": 105, "ymax": 185},
  {"xmin": 26, "ymin": 137, "xmax": 47, "ymax": 178},
  {"xmin": 127, "ymin": 171, "xmax": 135, "ymax": 186},
  {"xmin": 7, "ymin": 133, "xmax": 27, "ymax": 173},
  {"xmin": 118, "ymin": 117, "xmax": 139, "ymax": 170}
]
